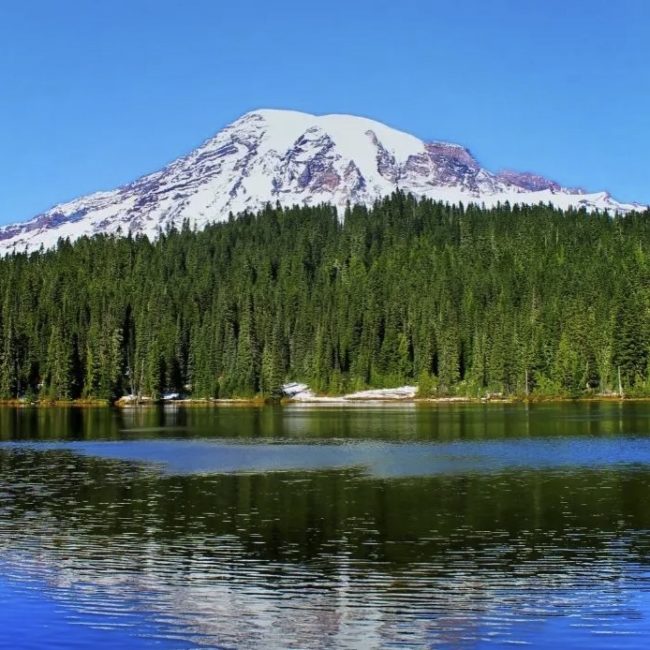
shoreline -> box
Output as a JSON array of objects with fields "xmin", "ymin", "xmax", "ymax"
[{"xmin": 0, "ymin": 394, "xmax": 646, "ymax": 408}]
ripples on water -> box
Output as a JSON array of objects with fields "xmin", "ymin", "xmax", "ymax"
[{"xmin": 1, "ymin": 403, "xmax": 650, "ymax": 648}]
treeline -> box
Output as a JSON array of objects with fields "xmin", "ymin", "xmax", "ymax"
[{"xmin": 0, "ymin": 193, "xmax": 649, "ymax": 401}]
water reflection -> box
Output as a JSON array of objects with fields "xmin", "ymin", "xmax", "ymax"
[
  {"xmin": 1, "ymin": 404, "xmax": 650, "ymax": 648},
  {"xmin": 1, "ymin": 401, "xmax": 650, "ymax": 443},
  {"xmin": 5, "ymin": 437, "xmax": 650, "ymax": 476}
]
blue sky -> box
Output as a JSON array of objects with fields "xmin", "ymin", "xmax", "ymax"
[{"xmin": 1, "ymin": 0, "xmax": 648, "ymax": 224}]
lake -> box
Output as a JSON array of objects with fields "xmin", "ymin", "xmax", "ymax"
[{"xmin": 2, "ymin": 402, "xmax": 650, "ymax": 648}]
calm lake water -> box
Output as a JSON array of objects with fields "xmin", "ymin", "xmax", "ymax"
[{"xmin": 2, "ymin": 402, "xmax": 650, "ymax": 648}]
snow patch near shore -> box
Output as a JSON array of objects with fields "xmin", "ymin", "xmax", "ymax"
[
  {"xmin": 345, "ymin": 386, "xmax": 417, "ymax": 400},
  {"xmin": 281, "ymin": 384, "xmax": 417, "ymax": 402}
]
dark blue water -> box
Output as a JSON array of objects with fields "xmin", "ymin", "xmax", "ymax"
[{"xmin": 1, "ymin": 402, "xmax": 650, "ymax": 648}]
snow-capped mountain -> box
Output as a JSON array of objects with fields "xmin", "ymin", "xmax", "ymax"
[{"xmin": 0, "ymin": 109, "xmax": 643, "ymax": 253}]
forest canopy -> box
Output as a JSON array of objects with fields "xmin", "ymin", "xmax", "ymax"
[{"xmin": 0, "ymin": 193, "xmax": 649, "ymax": 401}]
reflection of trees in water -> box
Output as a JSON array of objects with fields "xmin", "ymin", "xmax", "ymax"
[
  {"xmin": 2, "ymin": 449, "xmax": 650, "ymax": 563},
  {"xmin": 3, "ymin": 401, "xmax": 650, "ymax": 444},
  {"xmin": 2, "ymin": 404, "xmax": 650, "ymax": 646},
  {"xmin": 1, "ymin": 451, "xmax": 649, "ymax": 646}
]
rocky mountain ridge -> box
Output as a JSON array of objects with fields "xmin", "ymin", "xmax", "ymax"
[{"xmin": 0, "ymin": 109, "xmax": 642, "ymax": 253}]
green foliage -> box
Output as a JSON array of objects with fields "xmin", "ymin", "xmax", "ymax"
[
  {"xmin": 416, "ymin": 371, "xmax": 439, "ymax": 398},
  {"xmin": 0, "ymin": 195, "xmax": 649, "ymax": 401}
]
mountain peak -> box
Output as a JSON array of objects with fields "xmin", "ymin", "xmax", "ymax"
[{"xmin": 0, "ymin": 109, "xmax": 643, "ymax": 253}]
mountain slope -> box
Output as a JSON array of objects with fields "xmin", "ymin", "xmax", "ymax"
[{"xmin": 0, "ymin": 109, "xmax": 643, "ymax": 253}]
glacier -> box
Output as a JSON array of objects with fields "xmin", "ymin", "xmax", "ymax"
[{"xmin": 0, "ymin": 108, "xmax": 644, "ymax": 254}]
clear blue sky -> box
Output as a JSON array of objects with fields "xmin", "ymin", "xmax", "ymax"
[{"xmin": 1, "ymin": 0, "xmax": 649, "ymax": 224}]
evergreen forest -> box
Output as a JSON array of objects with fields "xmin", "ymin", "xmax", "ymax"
[{"xmin": 0, "ymin": 193, "xmax": 649, "ymax": 402}]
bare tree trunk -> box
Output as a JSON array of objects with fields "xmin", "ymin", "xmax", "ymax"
[{"xmin": 618, "ymin": 365, "xmax": 624, "ymax": 399}]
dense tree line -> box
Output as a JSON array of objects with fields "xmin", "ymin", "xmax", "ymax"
[{"xmin": 0, "ymin": 193, "xmax": 649, "ymax": 401}]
